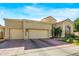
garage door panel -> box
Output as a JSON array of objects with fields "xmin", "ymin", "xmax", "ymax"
[
  {"xmin": 10, "ymin": 29, "xmax": 23, "ymax": 39},
  {"xmin": 29, "ymin": 30, "xmax": 48, "ymax": 39}
]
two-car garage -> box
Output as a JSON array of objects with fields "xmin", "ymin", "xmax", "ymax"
[
  {"xmin": 9, "ymin": 29, "xmax": 49, "ymax": 40},
  {"xmin": 4, "ymin": 18, "xmax": 51, "ymax": 40}
]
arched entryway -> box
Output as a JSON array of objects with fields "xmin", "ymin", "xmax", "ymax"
[{"xmin": 65, "ymin": 25, "xmax": 71, "ymax": 37}]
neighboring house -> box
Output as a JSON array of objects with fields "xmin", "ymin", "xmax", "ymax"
[{"xmin": 0, "ymin": 16, "xmax": 74, "ymax": 40}]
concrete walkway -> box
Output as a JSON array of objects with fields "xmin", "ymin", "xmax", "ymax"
[
  {"xmin": 0, "ymin": 39, "xmax": 79, "ymax": 56},
  {"xmin": 21, "ymin": 44, "xmax": 79, "ymax": 56}
]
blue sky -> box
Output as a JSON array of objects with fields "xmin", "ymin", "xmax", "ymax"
[{"xmin": 0, "ymin": 3, "xmax": 79, "ymax": 25}]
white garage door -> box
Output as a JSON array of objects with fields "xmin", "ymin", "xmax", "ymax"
[
  {"xmin": 29, "ymin": 30, "xmax": 49, "ymax": 39},
  {"xmin": 10, "ymin": 29, "xmax": 23, "ymax": 39}
]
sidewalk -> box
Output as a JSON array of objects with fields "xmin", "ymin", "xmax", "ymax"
[{"xmin": 21, "ymin": 44, "xmax": 79, "ymax": 56}]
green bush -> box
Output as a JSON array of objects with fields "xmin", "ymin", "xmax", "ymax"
[
  {"xmin": 65, "ymin": 34, "xmax": 77, "ymax": 38},
  {"xmin": 69, "ymin": 34, "xmax": 77, "ymax": 38},
  {"xmin": 64, "ymin": 37, "xmax": 74, "ymax": 43},
  {"xmin": 68, "ymin": 38, "xmax": 73, "ymax": 43},
  {"xmin": 63, "ymin": 38, "xmax": 68, "ymax": 42},
  {"xmin": 53, "ymin": 27, "xmax": 62, "ymax": 38}
]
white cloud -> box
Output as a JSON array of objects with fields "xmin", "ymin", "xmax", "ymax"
[
  {"xmin": 0, "ymin": 7, "xmax": 28, "ymax": 25},
  {"xmin": 23, "ymin": 6, "xmax": 79, "ymax": 21},
  {"xmin": 24, "ymin": 6, "xmax": 42, "ymax": 12},
  {"xmin": 0, "ymin": 5, "xmax": 79, "ymax": 25}
]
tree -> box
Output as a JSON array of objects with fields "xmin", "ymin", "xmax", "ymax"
[
  {"xmin": 53, "ymin": 27, "xmax": 58, "ymax": 37},
  {"xmin": 74, "ymin": 18, "xmax": 79, "ymax": 32},
  {"xmin": 58, "ymin": 27, "xmax": 62, "ymax": 37},
  {"xmin": 53, "ymin": 27, "xmax": 62, "ymax": 38}
]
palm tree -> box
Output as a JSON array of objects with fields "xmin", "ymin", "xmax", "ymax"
[{"xmin": 53, "ymin": 27, "xmax": 62, "ymax": 38}]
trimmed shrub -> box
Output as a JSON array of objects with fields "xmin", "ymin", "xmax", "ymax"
[
  {"xmin": 68, "ymin": 38, "xmax": 74, "ymax": 43},
  {"xmin": 69, "ymin": 34, "xmax": 77, "ymax": 38},
  {"xmin": 63, "ymin": 38, "xmax": 68, "ymax": 42},
  {"xmin": 64, "ymin": 37, "xmax": 74, "ymax": 43}
]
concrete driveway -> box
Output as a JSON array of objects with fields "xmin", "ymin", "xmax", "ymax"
[{"xmin": 0, "ymin": 39, "xmax": 79, "ymax": 56}]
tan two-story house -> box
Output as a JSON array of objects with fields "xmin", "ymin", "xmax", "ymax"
[{"xmin": 0, "ymin": 16, "xmax": 74, "ymax": 40}]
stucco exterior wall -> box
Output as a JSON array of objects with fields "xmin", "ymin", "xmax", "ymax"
[
  {"xmin": 0, "ymin": 28, "xmax": 4, "ymax": 39},
  {"xmin": 53, "ymin": 20, "xmax": 74, "ymax": 37},
  {"xmin": 63, "ymin": 20, "xmax": 74, "ymax": 33},
  {"xmin": 23, "ymin": 20, "xmax": 52, "ymax": 37},
  {"xmin": 23, "ymin": 20, "xmax": 52, "ymax": 29},
  {"xmin": 62, "ymin": 20, "xmax": 74, "ymax": 37},
  {"xmin": 5, "ymin": 19, "xmax": 23, "ymax": 29},
  {"xmin": 53, "ymin": 22, "xmax": 63, "ymax": 28},
  {"xmin": 4, "ymin": 28, "xmax": 10, "ymax": 39},
  {"xmin": 4, "ymin": 18, "xmax": 74, "ymax": 39},
  {"xmin": 4, "ymin": 19, "xmax": 52, "ymax": 39}
]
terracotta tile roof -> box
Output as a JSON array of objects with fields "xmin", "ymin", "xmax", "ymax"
[{"xmin": 41, "ymin": 16, "xmax": 57, "ymax": 21}]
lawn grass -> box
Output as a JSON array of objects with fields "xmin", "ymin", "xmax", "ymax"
[
  {"xmin": 72, "ymin": 40, "xmax": 79, "ymax": 45},
  {"xmin": 63, "ymin": 38, "xmax": 79, "ymax": 45}
]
